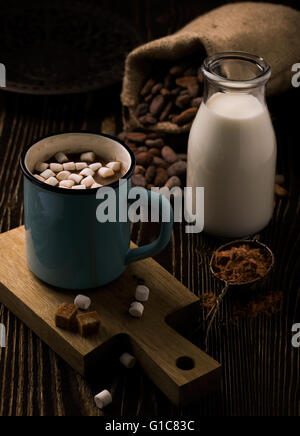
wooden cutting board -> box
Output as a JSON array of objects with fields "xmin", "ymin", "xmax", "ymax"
[{"xmin": 0, "ymin": 226, "xmax": 221, "ymax": 406}]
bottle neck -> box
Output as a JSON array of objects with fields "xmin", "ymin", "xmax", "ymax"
[
  {"xmin": 203, "ymin": 80, "xmax": 267, "ymax": 106},
  {"xmin": 202, "ymin": 52, "xmax": 271, "ymax": 106}
]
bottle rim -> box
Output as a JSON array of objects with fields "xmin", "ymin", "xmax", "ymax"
[{"xmin": 202, "ymin": 52, "xmax": 271, "ymax": 89}]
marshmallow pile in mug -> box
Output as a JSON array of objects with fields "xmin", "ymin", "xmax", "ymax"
[{"xmin": 33, "ymin": 151, "xmax": 122, "ymax": 190}]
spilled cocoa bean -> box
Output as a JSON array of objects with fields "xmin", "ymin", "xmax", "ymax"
[
  {"xmin": 132, "ymin": 174, "xmax": 147, "ymax": 188},
  {"xmin": 165, "ymin": 176, "xmax": 182, "ymax": 189},
  {"xmin": 150, "ymin": 95, "xmax": 165, "ymax": 116},
  {"xmin": 135, "ymin": 152, "xmax": 153, "ymax": 167},
  {"xmin": 167, "ymin": 160, "xmax": 187, "ymax": 177},
  {"xmin": 173, "ymin": 108, "xmax": 198, "ymax": 126},
  {"xmin": 145, "ymin": 165, "xmax": 157, "ymax": 184},
  {"xmin": 154, "ymin": 168, "xmax": 169, "ymax": 187},
  {"xmin": 161, "ymin": 146, "xmax": 178, "ymax": 164}
]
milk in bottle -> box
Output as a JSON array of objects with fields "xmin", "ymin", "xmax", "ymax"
[{"xmin": 187, "ymin": 53, "xmax": 277, "ymax": 238}]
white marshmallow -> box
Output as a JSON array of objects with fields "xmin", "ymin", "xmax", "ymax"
[
  {"xmin": 55, "ymin": 152, "xmax": 68, "ymax": 164},
  {"xmin": 91, "ymin": 183, "xmax": 102, "ymax": 189},
  {"xmin": 40, "ymin": 169, "xmax": 55, "ymax": 180},
  {"xmin": 74, "ymin": 295, "xmax": 91, "ymax": 310},
  {"xmin": 59, "ymin": 180, "xmax": 75, "ymax": 189},
  {"xmin": 94, "ymin": 390, "xmax": 112, "ymax": 410},
  {"xmin": 129, "ymin": 302, "xmax": 144, "ymax": 318},
  {"xmin": 135, "ymin": 285, "xmax": 150, "ymax": 302},
  {"xmin": 75, "ymin": 162, "xmax": 88, "ymax": 171},
  {"xmin": 34, "ymin": 174, "xmax": 45, "ymax": 182},
  {"xmin": 50, "ymin": 163, "xmax": 64, "ymax": 173},
  {"xmin": 80, "ymin": 152, "xmax": 95, "ymax": 163},
  {"xmin": 98, "ymin": 167, "xmax": 114, "ymax": 179},
  {"xmin": 68, "ymin": 174, "xmax": 83, "ymax": 184},
  {"xmin": 89, "ymin": 162, "xmax": 102, "ymax": 172},
  {"xmin": 80, "ymin": 168, "xmax": 95, "ymax": 177},
  {"xmin": 45, "ymin": 177, "xmax": 59, "ymax": 187},
  {"xmin": 57, "ymin": 171, "xmax": 71, "ymax": 181},
  {"xmin": 120, "ymin": 353, "xmax": 136, "ymax": 369},
  {"xmin": 35, "ymin": 162, "xmax": 49, "ymax": 173},
  {"xmin": 72, "ymin": 185, "xmax": 86, "ymax": 190},
  {"xmin": 63, "ymin": 162, "xmax": 76, "ymax": 172},
  {"xmin": 106, "ymin": 162, "xmax": 121, "ymax": 172},
  {"xmin": 81, "ymin": 175, "xmax": 95, "ymax": 188}
]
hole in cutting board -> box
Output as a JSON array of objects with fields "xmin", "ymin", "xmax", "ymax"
[{"xmin": 176, "ymin": 356, "xmax": 195, "ymax": 371}]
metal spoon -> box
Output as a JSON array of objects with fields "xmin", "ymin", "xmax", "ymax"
[{"xmin": 200, "ymin": 239, "xmax": 275, "ymax": 350}]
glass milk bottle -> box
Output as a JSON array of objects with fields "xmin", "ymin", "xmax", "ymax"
[{"xmin": 187, "ymin": 52, "xmax": 277, "ymax": 238}]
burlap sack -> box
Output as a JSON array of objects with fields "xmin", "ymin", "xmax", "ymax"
[{"xmin": 121, "ymin": 2, "xmax": 300, "ymax": 134}]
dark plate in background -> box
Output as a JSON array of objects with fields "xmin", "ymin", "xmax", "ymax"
[{"xmin": 0, "ymin": 0, "xmax": 142, "ymax": 95}]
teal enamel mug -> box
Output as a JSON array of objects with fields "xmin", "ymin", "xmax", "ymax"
[{"xmin": 20, "ymin": 132, "xmax": 174, "ymax": 290}]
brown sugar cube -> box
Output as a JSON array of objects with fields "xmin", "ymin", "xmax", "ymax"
[
  {"xmin": 55, "ymin": 303, "xmax": 78, "ymax": 331},
  {"xmin": 77, "ymin": 311, "xmax": 101, "ymax": 337}
]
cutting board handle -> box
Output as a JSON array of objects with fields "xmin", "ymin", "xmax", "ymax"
[{"xmin": 130, "ymin": 320, "xmax": 221, "ymax": 406}]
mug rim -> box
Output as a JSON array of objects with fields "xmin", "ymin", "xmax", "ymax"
[{"xmin": 20, "ymin": 131, "xmax": 136, "ymax": 195}]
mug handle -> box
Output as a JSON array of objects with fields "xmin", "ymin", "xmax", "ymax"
[{"xmin": 125, "ymin": 189, "xmax": 174, "ymax": 265}]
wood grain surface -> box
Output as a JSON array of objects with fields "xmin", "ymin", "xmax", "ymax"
[{"xmin": 0, "ymin": 0, "xmax": 299, "ymax": 417}]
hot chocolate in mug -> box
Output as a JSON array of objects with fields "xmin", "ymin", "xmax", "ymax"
[{"xmin": 20, "ymin": 132, "xmax": 174, "ymax": 289}]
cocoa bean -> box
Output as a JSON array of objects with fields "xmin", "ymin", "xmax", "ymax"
[
  {"xmin": 141, "ymin": 78, "xmax": 155, "ymax": 96},
  {"xmin": 149, "ymin": 148, "xmax": 161, "ymax": 157},
  {"xmin": 164, "ymin": 74, "xmax": 173, "ymax": 90},
  {"xmin": 136, "ymin": 146, "xmax": 149, "ymax": 153},
  {"xmin": 177, "ymin": 153, "xmax": 187, "ymax": 161},
  {"xmin": 169, "ymin": 114, "xmax": 177, "ymax": 122},
  {"xmin": 124, "ymin": 132, "xmax": 147, "ymax": 143},
  {"xmin": 152, "ymin": 83, "xmax": 163, "ymax": 94},
  {"xmin": 150, "ymin": 95, "xmax": 165, "ymax": 117},
  {"xmin": 145, "ymin": 165, "xmax": 157, "ymax": 184},
  {"xmin": 139, "ymin": 114, "xmax": 157, "ymax": 125},
  {"xmin": 159, "ymin": 101, "xmax": 173, "ymax": 122},
  {"xmin": 145, "ymin": 94, "xmax": 153, "ymax": 103},
  {"xmin": 136, "ymin": 103, "xmax": 149, "ymax": 117},
  {"xmin": 145, "ymin": 138, "xmax": 164, "ymax": 148},
  {"xmin": 184, "ymin": 67, "xmax": 197, "ymax": 76},
  {"xmin": 154, "ymin": 168, "xmax": 168, "ymax": 187},
  {"xmin": 127, "ymin": 143, "xmax": 138, "ymax": 153},
  {"xmin": 173, "ymin": 108, "xmax": 198, "ymax": 126},
  {"xmin": 191, "ymin": 97, "xmax": 203, "ymax": 108},
  {"xmin": 162, "ymin": 146, "xmax": 178, "ymax": 164},
  {"xmin": 161, "ymin": 88, "xmax": 171, "ymax": 97},
  {"xmin": 171, "ymin": 87, "xmax": 181, "ymax": 96},
  {"xmin": 176, "ymin": 94, "xmax": 191, "ymax": 109},
  {"xmin": 179, "ymin": 89, "xmax": 190, "ymax": 97},
  {"xmin": 176, "ymin": 76, "xmax": 198, "ymax": 88},
  {"xmin": 165, "ymin": 176, "xmax": 182, "ymax": 189},
  {"xmin": 187, "ymin": 83, "xmax": 200, "ymax": 98},
  {"xmin": 169, "ymin": 65, "xmax": 185, "ymax": 76},
  {"xmin": 132, "ymin": 174, "xmax": 147, "ymax": 188},
  {"xmin": 153, "ymin": 157, "xmax": 169, "ymax": 169},
  {"xmin": 135, "ymin": 152, "xmax": 153, "ymax": 167},
  {"xmin": 167, "ymin": 161, "xmax": 187, "ymax": 177},
  {"xmin": 134, "ymin": 165, "xmax": 146, "ymax": 176},
  {"xmin": 147, "ymin": 133, "xmax": 161, "ymax": 139},
  {"xmin": 275, "ymin": 184, "xmax": 289, "ymax": 198}
]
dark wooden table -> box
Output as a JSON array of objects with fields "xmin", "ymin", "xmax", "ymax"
[{"xmin": 0, "ymin": 0, "xmax": 299, "ymax": 417}]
